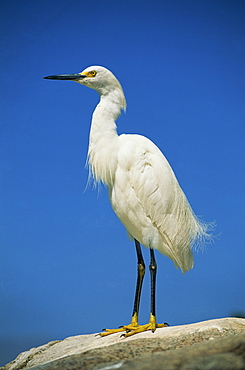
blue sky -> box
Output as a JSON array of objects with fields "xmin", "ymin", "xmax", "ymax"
[{"xmin": 0, "ymin": 0, "xmax": 244, "ymax": 365}]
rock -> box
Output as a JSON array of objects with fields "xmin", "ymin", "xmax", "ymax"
[{"xmin": 2, "ymin": 317, "xmax": 245, "ymax": 370}]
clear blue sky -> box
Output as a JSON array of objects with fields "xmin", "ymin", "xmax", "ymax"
[{"xmin": 0, "ymin": 0, "xmax": 244, "ymax": 366}]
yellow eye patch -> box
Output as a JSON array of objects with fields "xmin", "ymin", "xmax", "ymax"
[{"xmin": 83, "ymin": 70, "xmax": 97, "ymax": 78}]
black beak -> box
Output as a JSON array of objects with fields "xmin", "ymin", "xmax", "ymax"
[{"xmin": 43, "ymin": 73, "xmax": 86, "ymax": 81}]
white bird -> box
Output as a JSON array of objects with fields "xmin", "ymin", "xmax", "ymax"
[{"xmin": 44, "ymin": 66, "xmax": 211, "ymax": 337}]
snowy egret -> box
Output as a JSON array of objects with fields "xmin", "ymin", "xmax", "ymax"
[{"xmin": 44, "ymin": 66, "xmax": 211, "ymax": 337}]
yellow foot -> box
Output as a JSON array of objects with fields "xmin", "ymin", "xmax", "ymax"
[
  {"xmin": 122, "ymin": 321, "xmax": 168, "ymax": 337},
  {"xmin": 99, "ymin": 312, "xmax": 139, "ymax": 337},
  {"xmin": 99, "ymin": 313, "xmax": 169, "ymax": 337}
]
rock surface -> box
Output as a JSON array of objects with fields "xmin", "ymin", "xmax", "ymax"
[{"xmin": 2, "ymin": 318, "xmax": 245, "ymax": 370}]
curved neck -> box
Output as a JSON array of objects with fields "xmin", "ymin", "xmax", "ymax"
[{"xmin": 88, "ymin": 90, "xmax": 125, "ymax": 185}]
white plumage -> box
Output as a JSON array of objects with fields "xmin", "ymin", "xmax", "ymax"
[
  {"xmin": 85, "ymin": 66, "xmax": 208, "ymax": 273},
  {"xmin": 44, "ymin": 65, "xmax": 211, "ymax": 336}
]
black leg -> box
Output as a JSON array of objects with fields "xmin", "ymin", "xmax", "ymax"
[
  {"xmin": 100, "ymin": 242, "xmax": 167, "ymax": 337},
  {"xmin": 132, "ymin": 239, "xmax": 145, "ymax": 319},
  {"xmin": 149, "ymin": 248, "xmax": 157, "ymax": 318}
]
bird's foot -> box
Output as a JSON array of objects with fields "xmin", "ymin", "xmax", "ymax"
[
  {"xmin": 99, "ymin": 312, "xmax": 139, "ymax": 337},
  {"xmin": 99, "ymin": 313, "xmax": 168, "ymax": 337},
  {"xmin": 121, "ymin": 313, "xmax": 168, "ymax": 337}
]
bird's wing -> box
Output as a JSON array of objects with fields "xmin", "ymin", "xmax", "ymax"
[{"xmin": 114, "ymin": 134, "xmax": 196, "ymax": 271}]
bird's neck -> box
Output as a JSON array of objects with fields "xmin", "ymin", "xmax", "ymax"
[{"xmin": 88, "ymin": 90, "xmax": 125, "ymax": 185}]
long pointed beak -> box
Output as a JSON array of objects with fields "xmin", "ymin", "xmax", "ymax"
[{"xmin": 43, "ymin": 73, "xmax": 86, "ymax": 81}]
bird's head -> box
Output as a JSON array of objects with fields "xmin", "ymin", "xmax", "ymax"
[{"xmin": 44, "ymin": 66, "xmax": 126, "ymax": 111}]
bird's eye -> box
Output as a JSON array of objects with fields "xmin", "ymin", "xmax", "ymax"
[{"xmin": 88, "ymin": 70, "xmax": 97, "ymax": 77}]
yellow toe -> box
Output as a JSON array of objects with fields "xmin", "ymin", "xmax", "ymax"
[{"xmin": 99, "ymin": 314, "xmax": 168, "ymax": 337}]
